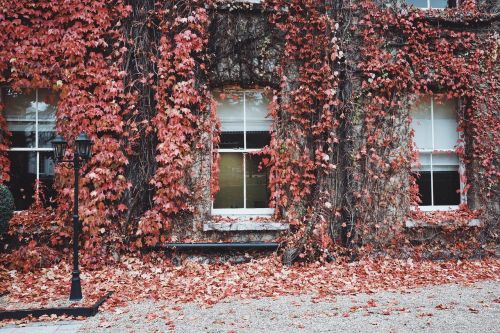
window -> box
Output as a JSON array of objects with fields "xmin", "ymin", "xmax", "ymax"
[
  {"xmin": 406, "ymin": 0, "xmax": 457, "ymax": 9},
  {"xmin": 411, "ymin": 96, "xmax": 464, "ymax": 210},
  {"xmin": 1, "ymin": 88, "xmax": 57, "ymax": 210},
  {"xmin": 213, "ymin": 90, "xmax": 273, "ymax": 215}
]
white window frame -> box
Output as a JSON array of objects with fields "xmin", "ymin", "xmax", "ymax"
[
  {"xmin": 212, "ymin": 90, "xmax": 274, "ymax": 216},
  {"xmin": 1, "ymin": 88, "xmax": 56, "ymax": 210},
  {"xmin": 412, "ymin": 96, "xmax": 466, "ymax": 212}
]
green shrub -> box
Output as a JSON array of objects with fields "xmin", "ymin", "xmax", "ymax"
[{"xmin": 0, "ymin": 184, "xmax": 14, "ymax": 234}]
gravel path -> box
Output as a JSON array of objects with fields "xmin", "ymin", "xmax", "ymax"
[
  {"xmin": 2, "ymin": 281, "xmax": 499, "ymax": 332},
  {"xmin": 83, "ymin": 280, "xmax": 499, "ymax": 332}
]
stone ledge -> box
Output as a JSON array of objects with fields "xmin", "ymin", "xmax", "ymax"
[
  {"xmin": 204, "ymin": 221, "xmax": 289, "ymax": 232},
  {"xmin": 405, "ymin": 219, "xmax": 481, "ymax": 228}
]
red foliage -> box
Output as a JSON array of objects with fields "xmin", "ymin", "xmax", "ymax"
[
  {"xmin": 1, "ymin": 255, "xmax": 499, "ymax": 308},
  {"xmin": 356, "ymin": 1, "xmax": 498, "ymax": 227},
  {"xmin": 0, "ymin": 0, "xmax": 496, "ymax": 262},
  {"xmin": 263, "ymin": 0, "xmax": 498, "ymax": 255},
  {"xmin": 0, "ymin": 0, "xmax": 132, "ymax": 261},
  {"xmin": 262, "ymin": 0, "xmax": 342, "ymax": 254},
  {"xmin": 137, "ymin": 1, "xmax": 215, "ymax": 247},
  {"xmin": 2, "ymin": 244, "xmax": 61, "ymax": 273}
]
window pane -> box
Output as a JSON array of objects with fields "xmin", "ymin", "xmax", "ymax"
[
  {"xmin": 246, "ymin": 154, "xmax": 269, "ymax": 208},
  {"xmin": 417, "ymin": 152, "xmax": 460, "ymax": 206},
  {"xmin": 3, "ymin": 88, "xmax": 36, "ymax": 148},
  {"xmin": 214, "ymin": 153, "xmax": 244, "ymax": 208},
  {"xmin": 7, "ymin": 151, "xmax": 36, "ymax": 210},
  {"xmin": 433, "ymin": 98, "xmax": 458, "ymax": 150},
  {"xmin": 2, "ymin": 88, "xmax": 37, "ymax": 120},
  {"xmin": 430, "ymin": 0, "xmax": 448, "ymax": 8},
  {"xmin": 39, "ymin": 152, "xmax": 57, "ymax": 207},
  {"xmin": 411, "ymin": 96, "xmax": 432, "ymax": 150},
  {"xmin": 220, "ymin": 132, "xmax": 244, "ymax": 149},
  {"xmin": 247, "ymin": 131, "xmax": 271, "ymax": 149},
  {"xmin": 36, "ymin": 89, "xmax": 58, "ymax": 120},
  {"xmin": 6, "ymin": 121, "xmax": 36, "ymax": 148},
  {"xmin": 245, "ymin": 92, "xmax": 271, "ymax": 132},
  {"xmin": 215, "ymin": 91, "xmax": 244, "ymax": 133},
  {"xmin": 418, "ymin": 152, "xmax": 432, "ymax": 171},
  {"xmin": 415, "ymin": 171, "xmax": 432, "ymax": 205},
  {"xmin": 433, "ymin": 171, "xmax": 460, "ymax": 205},
  {"xmin": 37, "ymin": 89, "xmax": 57, "ymax": 148},
  {"xmin": 406, "ymin": 0, "xmax": 428, "ymax": 8},
  {"xmin": 432, "ymin": 153, "xmax": 459, "ymax": 171}
]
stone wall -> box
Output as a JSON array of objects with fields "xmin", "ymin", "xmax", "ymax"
[{"xmin": 208, "ymin": 4, "xmax": 283, "ymax": 88}]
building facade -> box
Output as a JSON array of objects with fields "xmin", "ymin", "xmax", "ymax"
[{"xmin": 0, "ymin": 0, "xmax": 497, "ymax": 256}]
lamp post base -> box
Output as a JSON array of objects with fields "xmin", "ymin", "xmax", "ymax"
[{"xmin": 69, "ymin": 272, "xmax": 82, "ymax": 301}]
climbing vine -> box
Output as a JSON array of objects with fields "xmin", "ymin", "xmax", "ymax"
[
  {"xmin": 262, "ymin": 0, "xmax": 345, "ymax": 262},
  {"xmin": 264, "ymin": 0, "xmax": 498, "ymax": 259},
  {"xmin": 355, "ymin": 0, "xmax": 498, "ymax": 255},
  {"xmin": 0, "ymin": 0, "xmax": 497, "ymax": 264},
  {"xmin": 137, "ymin": 0, "xmax": 216, "ymax": 246},
  {"xmin": 0, "ymin": 0, "xmax": 132, "ymax": 262}
]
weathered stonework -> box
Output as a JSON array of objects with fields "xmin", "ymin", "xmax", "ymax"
[
  {"xmin": 168, "ymin": 4, "xmax": 287, "ymax": 243},
  {"xmin": 208, "ymin": 5, "xmax": 283, "ymax": 88}
]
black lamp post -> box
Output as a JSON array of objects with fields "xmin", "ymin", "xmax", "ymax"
[{"xmin": 52, "ymin": 132, "xmax": 93, "ymax": 301}]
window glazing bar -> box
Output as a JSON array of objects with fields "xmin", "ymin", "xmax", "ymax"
[
  {"xmin": 243, "ymin": 92, "xmax": 247, "ymax": 150},
  {"xmin": 430, "ymin": 97, "xmax": 434, "ymax": 206},
  {"xmin": 35, "ymin": 89, "xmax": 39, "ymax": 150},
  {"xmin": 243, "ymin": 153, "xmax": 247, "ymax": 209},
  {"xmin": 8, "ymin": 148, "xmax": 53, "ymax": 151}
]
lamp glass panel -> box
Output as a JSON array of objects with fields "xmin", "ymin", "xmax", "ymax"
[
  {"xmin": 52, "ymin": 139, "xmax": 67, "ymax": 160},
  {"xmin": 39, "ymin": 151, "xmax": 57, "ymax": 207},
  {"xmin": 76, "ymin": 140, "xmax": 91, "ymax": 158}
]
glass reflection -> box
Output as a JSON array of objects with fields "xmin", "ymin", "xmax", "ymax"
[
  {"xmin": 246, "ymin": 154, "xmax": 269, "ymax": 208},
  {"xmin": 214, "ymin": 153, "xmax": 244, "ymax": 208},
  {"xmin": 7, "ymin": 151, "xmax": 37, "ymax": 210},
  {"xmin": 37, "ymin": 89, "xmax": 57, "ymax": 147},
  {"xmin": 2, "ymin": 88, "xmax": 58, "ymax": 210},
  {"xmin": 3, "ymin": 88, "xmax": 37, "ymax": 148},
  {"xmin": 406, "ymin": 0, "xmax": 428, "ymax": 7}
]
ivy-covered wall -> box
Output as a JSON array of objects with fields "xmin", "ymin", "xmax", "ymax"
[{"xmin": 0, "ymin": 0, "xmax": 497, "ymax": 261}]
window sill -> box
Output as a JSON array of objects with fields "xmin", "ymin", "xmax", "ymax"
[
  {"xmin": 212, "ymin": 208, "xmax": 275, "ymax": 215},
  {"xmin": 405, "ymin": 218, "xmax": 481, "ymax": 228},
  {"xmin": 415, "ymin": 8, "xmax": 447, "ymax": 10},
  {"xmin": 413, "ymin": 205, "xmax": 460, "ymax": 212},
  {"xmin": 204, "ymin": 220, "xmax": 289, "ymax": 232}
]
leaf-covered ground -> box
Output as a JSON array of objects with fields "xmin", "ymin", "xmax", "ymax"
[
  {"xmin": 1, "ymin": 280, "xmax": 499, "ymax": 332},
  {"xmin": 73, "ymin": 281, "xmax": 500, "ymax": 332},
  {"xmin": 1, "ymin": 255, "xmax": 498, "ymax": 316}
]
